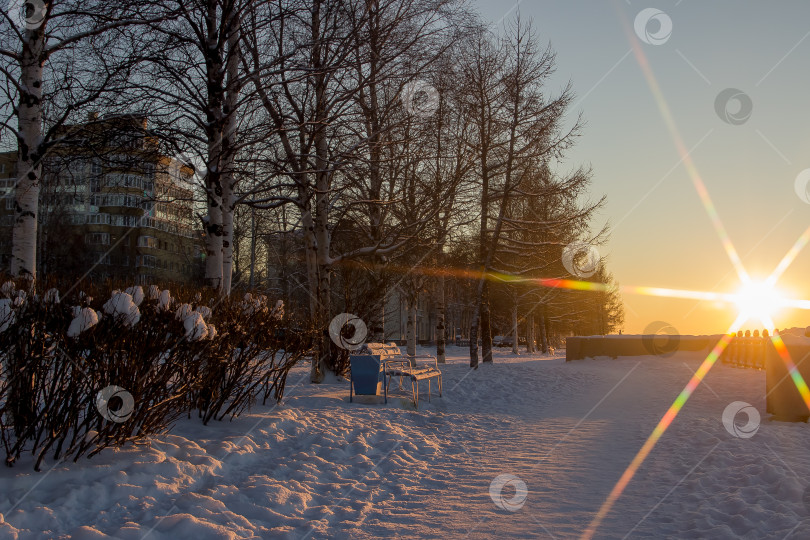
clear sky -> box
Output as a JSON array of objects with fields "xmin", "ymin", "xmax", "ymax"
[{"xmin": 474, "ymin": 0, "xmax": 810, "ymax": 335}]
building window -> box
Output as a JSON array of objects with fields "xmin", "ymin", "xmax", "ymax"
[
  {"xmin": 137, "ymin": 235, "xmax": 158, "ymax": 248},
  {"xmin": 136, "ymin": 254, "xmax": 158, "ymax": 268},
  {"xmin": 109, "ymin": 214, "xmax": 137, "ymax": 227},
  {"xmin": 85, "ymin": 232, "xmax": 110, "ymax": 245},
  {"xmin": 106, "ymin": 173, "xmax": 148, "ymax": 190},
  {"xmin": 5, "ymin": 197, "xmax": 14, "ymax": 210},
  {"xmin": 101, "ymin": 193, "xmax": 142, "ymax": 208},
  {"xmin": 94, "ymin": 253, "xmax": 111, "ymax": 265}
]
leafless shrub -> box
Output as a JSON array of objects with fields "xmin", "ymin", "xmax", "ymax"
[{"xmin": 0, "ymin": 277, "xmax": 312, "ymax": 470}]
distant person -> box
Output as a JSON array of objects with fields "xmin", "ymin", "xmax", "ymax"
[
  {"xmin": 753, "ymin": 329, "xmax": 760, "ymax": 337},
  {"xmin": 737, "ymin": 330, "xmax": 744, "ymax": 338},
  {"xmin": 774, "ymin": 328, "xmax": 779, "ymax": 335},
  {"xmin": 763, "ymin": 329, "xmax": 770, "ymax": 338},
  {"xmin": 745, "ymin": 330, "xmax": 751, "ymax": 337}
]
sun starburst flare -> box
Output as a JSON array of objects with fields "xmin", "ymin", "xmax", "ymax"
[{"xmin": 579, "ymin": 8, "xmax": 810, "ymax": 540}]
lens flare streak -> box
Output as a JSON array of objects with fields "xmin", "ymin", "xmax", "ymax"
[
  {"xmin": 765, "ymin": 224, "xmax": 810, "ymax": 288},
  {"xmin": 579, "ymin": 319, "xmax": 744, "ymax": 540}
]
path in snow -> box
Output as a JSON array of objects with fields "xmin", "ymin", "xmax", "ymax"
[{"xmin": 1, "ymin": 347, "xmax": 809, "ymax": 539}]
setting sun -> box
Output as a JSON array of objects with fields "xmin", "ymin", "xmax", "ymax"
[{"xmin": 733, "ymin": 281, "xmax": 786, "ymax": 327}]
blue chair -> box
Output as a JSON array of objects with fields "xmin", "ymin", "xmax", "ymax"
[{"xmin": 349, "ymin": 355, "xmax": 385, "ymax": 402}]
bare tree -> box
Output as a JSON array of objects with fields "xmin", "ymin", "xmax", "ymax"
[
  {"xmin": 460, "ymin": 18, "xmax": 592, "ymax": 368},
  {"xmin": 125, "ymin": 0, "xmax": 279, "ymax": 294},
  {"xmin": 0, "ymin": 0, "xmax": 167, "ymax": 280},
  {"xmin": 242, "ymin": 0, "xmax": 467, "ymax": 381}
]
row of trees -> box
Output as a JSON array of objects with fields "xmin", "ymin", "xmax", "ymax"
[{"xmin": 1, "ymin": 0, "xmax": 623, "ymax": 380}]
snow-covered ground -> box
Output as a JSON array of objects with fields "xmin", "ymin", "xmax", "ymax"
[{"xmin": 1, "ymin": 346, "xmax": 809, "ymax": 539}]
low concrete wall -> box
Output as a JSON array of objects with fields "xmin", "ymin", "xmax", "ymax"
[
  {"xmin": 565, "ymin": 335, "xmax": 722, "ymax": 361},
  {"xmin": 765, "ymin": 340, "xmax": 810, "ymax": 422},
  {"xmin": 566, "ymin": 335, "xmax": 810, "ymax": 422}
]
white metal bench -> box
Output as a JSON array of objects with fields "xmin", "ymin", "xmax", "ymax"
[{"xmin": 362, "ymin": 343, "xmax": 442, "ymax": 408}]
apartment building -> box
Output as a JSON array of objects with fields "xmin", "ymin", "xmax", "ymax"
[
  {"xmin": 0, "ymin": 153, "xmax": 15, "ymax": 267},
  {"xmin": 0, "ymin": 114, "xmax": 203, "ymax": 283}
]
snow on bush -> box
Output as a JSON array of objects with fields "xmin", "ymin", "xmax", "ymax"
[
  {"xmin": 0, "ymin": 277, "xmax": 305, "ymax": 469},
  {"xmin": 242, "ymin": 293, "xmax": 269, "ymax": 316},
  {"xmin": 173, "ymin": 299, "xmax": 213, "ymax": 340},
  {"xmin": 13, "ymin": 290, "xmax": 26, "ymax": 307},
  {"xmin": 43, "ymin": 288, "xmax": 60, "ymax": 304},
  {"xmin": 1, "ymin": 281, "xmax": 15, "ymax": 297},
  {"xmin": 67, "ymin": 307, "xmax": 99, "ymax": 338},
  {"xmin": 158, "ymin": 290, "xmax": 172, "ymax": 312},
  {"xmin": 147, "ymin": 285, "xmax": 160, "ymax": 301},
  {"xmin": 124, "ymin": 286, "xmax": 145, "ymax": 306},
  {"xmin": 195, "ymin": 305, "xmax": 212, "ymax": 320},
  {"xmin": 0, "ymin": 299, "xmax": 14, "ymax": 332},
  {"xmin": 184, "ymin": 311, "xmax": 209, "ymax": 341},
  {"xmin": 238, "ymin": 296, "xmax": 280, "ymax": 318},
  {"xmin": 271, "ymin": 300, "xmax": 284, "ymax": 320},
  {"xmin": 175, "ymin": 303, "xmax": 193, "ymax": 321},
  {"xmin": 103, "ymin": 292, "xmax": 141, "ymax": 326}
]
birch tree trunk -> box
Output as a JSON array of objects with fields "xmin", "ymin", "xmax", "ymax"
[
  {"xmin": 468, "ymin": 32, "xmax": 497, "ymax": 369},
  {"xmin": 406, "ymin": 292, "xmax": 417, "ymax": 363},
  {"xmin": 526, "ymin": 312, "xmax": 535, "ymax": 353},
  {"xmin": 481, "ymin": 284, "xmax": 493, "ymax": 363},
  {"xmin": 11, "ymin": 27, "xmax": 46, "ymax": 280},
  {"xmin": 301, "ymin": 206, "xmax": 323, "ymax": 383},
  {"xmin": 313, "ymin": 137, "xmax": 332, "ymax": 380},
  {"xmin": 204, "ymin": 160, "xmax": 224, "ymax": 290},
  {"xmin": 436, "ymin": 263, "xmax": 446, "ymax": 363},
  {"xmin": 221, "ymin": 187, "xmax": 234, "ymax": 293},
  {"xmin": 8, "ymin": 18, "xmax": 42, "ymax": 462},
  {"xmin": 202, "ymin": 0, "xmax": 227, "ymax": 291},
  {"xmin": 539, "ymin": 309, "xmax": 549, "ymax": 354},
  {"xmin": 469, "ymin": 286, "xmax": 481, "ymax": 368},
  {"xmin": 360, "ymin": 0, "xmax": 388, "ymax": 343},
  {"xmin": 305, "ymin": 0, "xmax": 335, "ymax": 382},
  {"xmin": 220, "ymin": 16, "xmax": 241, "ymax": 296},
  {"xmin": 511, "ymin": 302, "xmax": 519, "ymax": 355}
]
